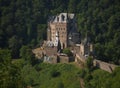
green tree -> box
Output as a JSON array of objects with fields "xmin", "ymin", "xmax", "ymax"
[
  {"xmin": 37, "ymin": 24, "xmax": 47, "ymax": 44},
  {"xmin": 20, "ymin": 45, "xmax": 36, "ymax": 65},
  {"xmin": 86, "ymin": 57, "xmax": 93, "ymax": 70},
  {"xmin": 8, "ymin": 35, "xmax": 22, "ymax": 58},
  {"xmin": 68, "ymin": 0, "xmax": 77, "ymax": 13},
  {"xmin": 21, "ymin": 64, "xmax": 39, "ymax": 87},
  {"xmin": 0, "ymin": 49, "xmax": 22, "ymax": 88}
]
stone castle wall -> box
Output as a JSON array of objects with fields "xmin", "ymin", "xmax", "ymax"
[
  {"xmin": 93, "ymin": 59, "xmax": 117, "ymax": 73},
  {"xmin": 75, "ymin": 54, "xmax": 86, "ymax": 63},
  {"xmin": 58, "ymin": 55, "xmax": 69, "ymax": 63},
  {"xmin": 75, "ymin": 53, "xmax": 118, "ymax": 73}
]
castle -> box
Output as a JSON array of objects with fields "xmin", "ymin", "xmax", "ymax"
[
  {"xmin": 32, "ymin": 13, "xmax": 117, "ymax": 72},
  {"xmin": 33, "ymin": 13, "xmax": 93, "ymax": 63},
  {"xmin": 46, "ymin": 13, "xmax": 80, "ymax": 50}
]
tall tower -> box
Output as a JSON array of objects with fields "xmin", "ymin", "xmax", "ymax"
[{"xmin": 47, "ymin": 13, "xmax": 76, "ymax": 49}]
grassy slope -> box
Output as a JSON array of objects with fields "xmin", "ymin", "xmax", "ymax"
[
  {"xmin": 36, "ymin": 63, "xmax": 81, "ymax": 88},
  {"xmin": 21, "ymin": 63, "xmax": 81, "ymax": 88},
  {"xmin": 13, "ymin": 59, "xmax": 120, "ymax": 88}
]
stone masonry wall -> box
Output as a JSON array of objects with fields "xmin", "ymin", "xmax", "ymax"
[
  {"xmin": 59, "ymin": 55, "xmax": 69, "ymax": 63},
  {"xmin": 93, "ymin": 59, "xmax": 117, "ymax": 73},
  {"xmin": 75, "ymin": 53, "xmax": 118, "ymax": 73}
]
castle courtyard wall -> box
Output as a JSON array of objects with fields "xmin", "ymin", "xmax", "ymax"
[{"xmin": 93, "ymin": 59, "xmax": 117, "ymax": 73}]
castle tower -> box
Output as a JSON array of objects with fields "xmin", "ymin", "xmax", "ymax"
[{"xmin": 47, "ymin": 13, "xmax": 77, "ymax": 49}]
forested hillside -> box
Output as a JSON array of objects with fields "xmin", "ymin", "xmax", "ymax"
[
  {"xmin": 0, "ymin": 0, "xmax": 120, "ymax": 64},
  {"xmin": 0, "ymin": 0, "xmax": 120, "ymax": 87}
]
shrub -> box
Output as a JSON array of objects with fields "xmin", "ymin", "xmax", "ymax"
[
  {"xmin": 86, "ymin": 57, "xmax": 93, "ymax": 70},
  {"xmin": 63, "ymin": 48, "xmax": 73, "ymax": 56}
]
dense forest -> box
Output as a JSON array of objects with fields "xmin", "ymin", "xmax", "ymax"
[
  {"xmin": 0, "ymin": 0, "xmax": 120, "ymax": 88},
  {"xmin": 0, "ymin": 0, "xmax": 120, "ymax": 64}
]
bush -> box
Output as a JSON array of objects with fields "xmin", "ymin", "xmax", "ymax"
[
  {"xmin": 86, "ymin": 57, "xmax": 93, "ymax": 70},
  {"xmin": 62, "ymin": 48, "xmax": 73, "ymax": 56}
]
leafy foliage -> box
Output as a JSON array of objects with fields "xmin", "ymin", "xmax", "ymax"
[
  {"xmin": 63, "ymin": 48, "xmax": 73, "ymax": 56},
  {"xmin": 86, "ymin": 57, "xmax": 93, "ymax": 70},
  {"xmin": 21, "ymin": 63, "xmax": 81, "ymax": 88},
  {"xmin": 21, "ymin": 64, "xmax": 39, "ymax": 87},
  {"xmin": 82, "ymin": 67, "xmax": 120, "ymax": 88},
  {"xmin": 0, "ymin": 49, "xmax": 22, "ymax": 88},
  {"xmin": 0, "ymin": 0, "xmax": 120, "ymax": 87},
  {"xmin": 20, "ymin": 45, "xmax": 37, "ymax": 65}
]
